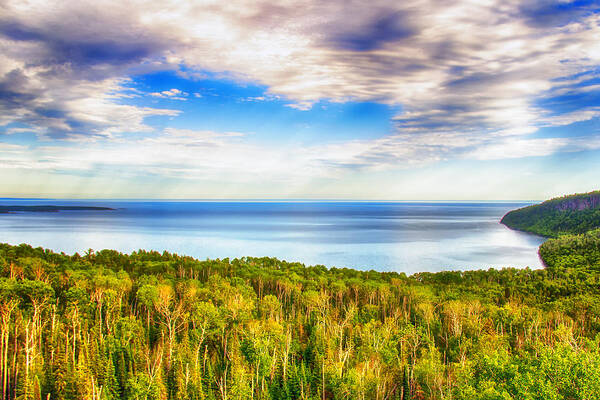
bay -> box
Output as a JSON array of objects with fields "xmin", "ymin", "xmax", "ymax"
[{"xmin": 0, "ymin": 199, "xmax": 545, "ymax": 273}]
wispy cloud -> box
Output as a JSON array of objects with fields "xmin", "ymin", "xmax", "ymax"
[
  {"xmin": 2, "ymin": 126, "xmax": 599, "ymax": 187},
  {"xmin": 0, "ymin": 0, "xmax": 599, "ymax": 161},
  {"xmin": 149, "ymin": 88, "xmax": 189, "ymax": 100}
]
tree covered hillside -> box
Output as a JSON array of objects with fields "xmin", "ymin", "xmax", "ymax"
[
  {"xmin": 501, "ymin": 191, "xmax": 600, "ymax": 237},
  {"xmin": 539, "ymin": 229, "xmax": 600, "ymax": 272},
  {"xmin": 1, "ymin": 243, "xmax": 600, "ymax": 400}
]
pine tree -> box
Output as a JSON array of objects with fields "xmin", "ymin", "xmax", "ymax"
[
  {"xmin": 115, "ymin": 349, "xmax": 128, "ymax": 398},
  {"xmin": 102, "ymin": 349, "xmax": 119, "ymax": 399},
  {"xmin": 287, "ymin": 365, "xmax": 301, "ymax": 400},
  {"xmin": 202, "ymin": 360, "xmax": 217, "ymax": 400}
]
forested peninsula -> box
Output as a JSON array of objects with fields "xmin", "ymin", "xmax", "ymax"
[
  {"xmin": 2, "ymin": 193, "xmax": 600, "ymax": 399},
  {"xmin": 502, "ymin": 189, "xmax": 600, "ymax": 273},
  {"xmin": 501, "ymin": 190, "xmax": 600, "ymax": 237}
]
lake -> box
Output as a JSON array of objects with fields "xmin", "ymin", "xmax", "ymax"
[{"xmin": 0, "ymin": 199, "xmax": 545, "ymax": 273}]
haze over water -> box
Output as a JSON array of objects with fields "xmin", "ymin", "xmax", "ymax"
[{"xmin": 0, "ymin": 200, "xmax": 545, "ymax": 273}]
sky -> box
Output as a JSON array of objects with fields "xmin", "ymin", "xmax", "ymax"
[{"xmin": 0, "ymin": 0, "xmax": 599, "ymax": 200}]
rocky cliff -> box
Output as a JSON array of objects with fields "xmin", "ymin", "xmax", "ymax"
[{"xmin": 550, "ymin": 193, "xmax": 600, "ymax": 211}]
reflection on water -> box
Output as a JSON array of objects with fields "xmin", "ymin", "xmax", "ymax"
[{"xmin": 0, "ymin": 200, "xmax": 545, "ymax": 273}]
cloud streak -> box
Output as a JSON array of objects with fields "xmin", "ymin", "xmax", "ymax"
[
  {"xmin": 2, "ymin": 127, "xmax": 599, "ymax": 187},
  {"xmin": 0, "ymin": 0, "xmax": 599, "ymax": 164},
  {"xmin": 149, "ymin": 88, "xmax": 189, "ymax": 100}
]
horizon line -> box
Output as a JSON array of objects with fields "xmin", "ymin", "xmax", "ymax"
[{"xmin": 0, "ymin": 197, "xmax": 542, "ymax": 203}]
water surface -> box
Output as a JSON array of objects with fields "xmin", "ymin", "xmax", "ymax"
[{"xmin": 0, "ymin": 200, "xmax": 545, "ymax": 273}]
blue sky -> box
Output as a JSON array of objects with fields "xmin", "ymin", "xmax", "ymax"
[
  {"xmin": 125, "ymin": 71, "xmax": 399, "ymax": 145},
  {"xmin": 0, "ymin": 0, "xmax": 599, "ymax": 200}
]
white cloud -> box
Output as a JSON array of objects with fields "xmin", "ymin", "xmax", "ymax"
[
  {"xmin": 540, "ymin": 107, "xmax": 600, "ymax": 128},
  {"xmin": 2, "ymin": 125, "xmax": 598, "ymax": 189},
  {"xmin": 149, "ymin": 88, "xmax": 189, "ymax": 100},
  {"xmin": 284, "ymin": 101, "xmax": 313, "ymax": 111},
  {"xmin": 464, "ymin": 138, "xmax": 569, "ymax": 161},
  {"xmin": 0, "ymin": 0, "xmax": 599, "ymax": 164},
  {"xmin": 240, "ymin": 95, "xmax": 281, "ymax": 102}
]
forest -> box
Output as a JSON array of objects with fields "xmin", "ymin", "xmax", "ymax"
[
  {"xmin": 2, "ymin": 192, "xmax": 600, "ymax": 399},
  {"xmin": 1, "ymin": 233, "xmax": 600, "ymax": 400},
  {"xmin": 501, "ymin": 190, "xmax": 600, "ymax": 237},
  {"xmin": 539, "ymin": 228, "xmax": 600, "ymax": 272}
]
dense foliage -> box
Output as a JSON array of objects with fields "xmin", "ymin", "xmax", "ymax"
[
  {"xmin": 539, "ymin": 229, "xmax": 600, "ymax": 272},
  {"xmin": 2, "ymin": 242, "xmax": 600, "ymax": 400},
  {"xmin": 501, "ymin": 191, "xmax": 600, "ymax": 237}
]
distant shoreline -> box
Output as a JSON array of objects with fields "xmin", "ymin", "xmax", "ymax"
[{"xmin": 0, "ymin": 205, "xmax": 115, "ymax": 213}]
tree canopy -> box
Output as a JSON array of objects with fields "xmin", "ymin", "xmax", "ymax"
[
  {"xmin": 1, "ymin": 241, "xmax": 600, "ymax": 399},
  {"xmin": 501, "ymin": 190, "xmax": 600, "ymax": 237}
]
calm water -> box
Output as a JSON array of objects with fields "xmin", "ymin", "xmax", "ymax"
[{"xmin": 0, "ymin": 200, "xmax": 545, "ymax": 273}]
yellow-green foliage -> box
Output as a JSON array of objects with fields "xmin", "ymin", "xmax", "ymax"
[
  {"xmin": 1, "ymin": 243, "xmax": 600, "ymax": 399},
  {"xmin": 539, "ymin": 229, "xmax": 600, "ymax": 271}
]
